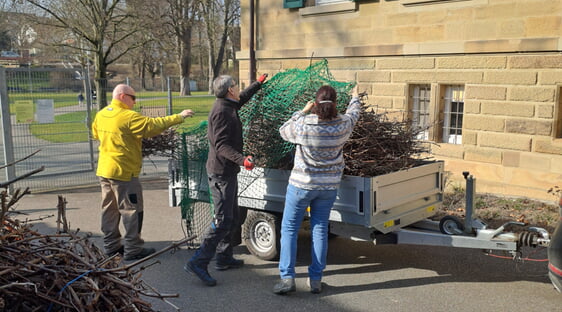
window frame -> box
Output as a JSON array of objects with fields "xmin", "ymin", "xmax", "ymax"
[
  {"xmin": 408, "ymin": 84, "xmax": 432, "ymax": 141},
  {"xmin": 441, "ymin": 85, "xmax": 465, "ymax": 145}
]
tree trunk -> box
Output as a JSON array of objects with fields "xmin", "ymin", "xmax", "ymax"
[
  {"xmin": 179, "ymin": 29, "xmax": 192, "ymax": 96},
  {"xmin": 95, "ymin": 55, "xmax": 109, "ymax": 109},
  {"xmin": 141, "ymin": 59, "xmax": 146, "ymax": 90},
  {"xmin": 207, "ymin": 33, "xmax": 216, "ymax": 95}
]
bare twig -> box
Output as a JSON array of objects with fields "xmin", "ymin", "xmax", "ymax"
[
  {"xmin": 0, "ymin": 150, "xmax": 41, "ymax": 170},
  {"xmin": 0, "ymin": 166, "xmax": 45, "ymax": 188}
]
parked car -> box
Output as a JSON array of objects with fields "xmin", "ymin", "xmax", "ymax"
[{"xmin": 0, "ymin": 51, "xmax": 20, "ymax": 58}]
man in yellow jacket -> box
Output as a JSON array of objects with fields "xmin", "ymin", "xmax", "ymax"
[{"xmin": 92, "ymin": 84, "xmax": 194, "ymax": 260}]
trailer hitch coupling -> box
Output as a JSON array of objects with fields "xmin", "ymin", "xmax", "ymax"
[{"xmin": 518, "ymin": 227, "xmax": 550, "ymax": 248}]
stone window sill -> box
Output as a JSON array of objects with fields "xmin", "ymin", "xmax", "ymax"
[{"xmin": 299, "ymin": 2, "xmax": 357, "ymax": 17}]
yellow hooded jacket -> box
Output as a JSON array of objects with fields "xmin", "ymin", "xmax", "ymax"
[{"xmin": 92, "ymin": 99, "xmax": 184, "ymax": 181}]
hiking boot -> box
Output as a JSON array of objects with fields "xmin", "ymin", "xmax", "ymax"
[
  {"xmin": 124, "ymin": 247, "xmax": 156, "ymax": 261},
  {"xmin": 184, "ymin": 260, "xmax": 217, "ymax": 286},
  {"xmin": 215, "ymin": 257, "xmax": 244, "ymax": 271},
  {"xmin": 273, "ymin": 278, "xmax": 296, "ymax": 295},
  {"xmin": 105, "ymin": 245, "xmax": 124, "ymax": 257},
  {"xmin": 306, "ymin": 278, "xmax": 322, "ymax": 294}
]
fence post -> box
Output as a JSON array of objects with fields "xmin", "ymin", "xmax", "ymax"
[
  {"xmin": 0, "ymin": 67, "xmax": 16, "ymax": 193},
  {"xmin": 167, "ymin": 76, "xmax": 172, "ymax": 115},
  {"xmin": 160, "ymin": 62, "xmax": 165, "ymax": 92},
  {"xmin": 84, "ymin": 70, "xmax": 95, "ymax": 171}
]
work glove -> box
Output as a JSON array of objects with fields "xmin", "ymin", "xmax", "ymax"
[
  {"xmin": 257, "ymin": 73, "xmax": 268, "ymax": 84},
  {"xmin": 243, "ymin": 156, "xmax": 255, "ymax": 170}
]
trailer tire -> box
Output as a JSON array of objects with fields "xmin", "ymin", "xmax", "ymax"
[
  {"xmin": 439, "ymin": 215, "xmax": 464, "ymax": 235},
  {"xmin": 243, "ymin": 210, "xmax": 281, "ymax": 261}
]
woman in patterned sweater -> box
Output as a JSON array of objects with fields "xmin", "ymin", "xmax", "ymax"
[{"xmin": 273, "ymin": 85, "xmax": 361, "ymax": 295}]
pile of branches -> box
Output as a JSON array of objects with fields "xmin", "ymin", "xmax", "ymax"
[
  {"xmin": 263, "ymin": 93, "xmax": 434, "ymax": 176},
  {"xmin": 0, "ymin": 220, "xmax": 157, "ymax": 310},
  {"xmin": 0, "ymin": 196, "xmax": 173, "ymax": 311},
  {"xmin": 142, "ymin": 128, "xmax": 178, "ymax": 159},
  {"xmin": 0, "ymin": 152, "xmax": 185, "ymax": 311},
  {"xmin": 342, "ymin": 93, "xmax": 433, "ymax": 177}
]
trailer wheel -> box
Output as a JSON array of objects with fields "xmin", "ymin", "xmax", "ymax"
[
  {"xmin": 243, "ymin": 210, "xmax": 280, "ymax": 261},
  {"xmin": 439, "ymin": 215, "xmax": 464, "ymax": 235}
]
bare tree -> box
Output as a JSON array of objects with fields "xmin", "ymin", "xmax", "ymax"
[
  {"xmin": 125, "ymin": 3, "xmax": 167, "ymax": 91},
  {"xmin": 0, "ymin": 2, "xmax": 8, "ymax": 50},
  {"xmin": 21, "ymin": 0, "xmax": 146, "ymax": 108},
  {"xmin": 159, "ymin": 0, "xmax": 200, "ymax": 96},
  {"xmin": 200, "ymin": 0, "xmax": 239, "ymax": 93}
]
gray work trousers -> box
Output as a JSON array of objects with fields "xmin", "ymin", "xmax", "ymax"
[{"xmin": 99, "ymin": 176, "xmax": 144, "ymax": 256}]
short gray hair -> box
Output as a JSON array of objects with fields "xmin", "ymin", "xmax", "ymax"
[{"xmin": 213, "ymin": 75, "xmax": 235, "ymax": 98}]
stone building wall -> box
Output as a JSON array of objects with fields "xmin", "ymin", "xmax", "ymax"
[{"xmin": 237, "ymin": 0, "xmax": 562, "ymax": 200}]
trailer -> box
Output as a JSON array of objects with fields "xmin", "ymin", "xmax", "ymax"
[{"xmin": 169, "ymin": 159, "xmax": 560, "ymax": 291}]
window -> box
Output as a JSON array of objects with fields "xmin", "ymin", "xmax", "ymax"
[
  {"xmin": 409, "ymin": 84, "xmax": 431, "ymax": 140},
  {"xmin": 442, "ymin": 85, "xmax": 464, "ymax": 144}
]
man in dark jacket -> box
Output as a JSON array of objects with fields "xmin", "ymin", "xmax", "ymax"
[{"xmin": 185, "ymin": 74, "xmax": 267, "ymax": 286}]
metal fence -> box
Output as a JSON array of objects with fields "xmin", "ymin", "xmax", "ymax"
[{"xmin": 0, "ymin": 67, "xmax": 207, "ymax": 193}]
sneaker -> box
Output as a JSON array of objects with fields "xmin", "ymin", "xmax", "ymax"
[
  {"xmin": 124, "ymin": 247, "xmax": 156, "ymax": 261},
  {"xmin": 273, "ymin": 278, "xmax": 296, "ymax": 295},
  {"xmin": 105, "ymin": 245, "xmax": 124, "ymax": 257},
  {"xmin": 184, "ymin": 260, "xmax": 217, "ymax": 286},
  {"xmin": 306, "ymin": 278, "xmax": 322, "ymax": 294},
  {"xmin": 215, "ymin": 257, "xmax": 244, "ymax": 271}
]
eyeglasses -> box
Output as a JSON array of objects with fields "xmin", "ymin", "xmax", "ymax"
[{"xmin": 125, "ymin": 94, "xmax": 136, "ymax": 101}]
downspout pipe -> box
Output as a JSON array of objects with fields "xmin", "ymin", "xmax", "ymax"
[{"xmin": 249, "ymin": 0, "xmax": 256, "ymax": 83}]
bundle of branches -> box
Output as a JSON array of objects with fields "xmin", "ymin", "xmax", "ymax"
[
  {"xmin": 0, "ymin": 192, "xmax": 179, "ymax": 311},
  {"xmin": 142, "ymin": 128, "xmax": 179, "ymax": 159},
  {"xmin": 342, "ymin": 94, "xmax": 433, "ymax": 177},
  {"xmin": 0, "ymin": 152, "xmax": 185, "ymax": 311}
]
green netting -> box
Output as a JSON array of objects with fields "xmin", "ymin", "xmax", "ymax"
[
  {"xmin": 175, "ymin": 59, "xmax": 355, "ymax": 245},
  {"xmin": 240, "ymin": 59, "xmax": 355, "ymax": 169},
  {"xmin": 175, "ymin": 122, "xmax": 212, "ymax": 246}
]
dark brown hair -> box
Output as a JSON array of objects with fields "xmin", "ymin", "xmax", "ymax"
[{"xmin": 312, "ymin": 85, "xmax": 338, "ymax": 120}]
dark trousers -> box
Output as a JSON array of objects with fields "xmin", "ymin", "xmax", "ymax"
[{"xmin": 191, "ymin": 174, "xmax": 247, "ymax": 266}]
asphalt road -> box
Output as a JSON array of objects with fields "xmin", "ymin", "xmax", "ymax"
[{"xmin": 16, "ymin": 180, "xmax": 562, "ymax": 312}]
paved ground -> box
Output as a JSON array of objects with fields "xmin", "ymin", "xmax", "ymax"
[{"xmin": 15, "ymin": 179, "xmax": 562, "ymax": 312}]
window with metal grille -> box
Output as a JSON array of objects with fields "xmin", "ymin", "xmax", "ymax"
[
  {"xmin": 442, "ymin": 85, "xmax": 464, "ymax": 144},
  {"xmin": 409, "ymin": 84, "xmax": 431, "ymax": 140}
]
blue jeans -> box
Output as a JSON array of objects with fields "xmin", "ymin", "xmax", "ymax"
[{"xmin": 279, "ymin": 184, "xmax": 337, "ymax": 281}]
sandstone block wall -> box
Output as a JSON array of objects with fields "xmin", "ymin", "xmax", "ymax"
[{"xmin": 237, "ymin": 0, "xmax": 562, "ymax": 200}]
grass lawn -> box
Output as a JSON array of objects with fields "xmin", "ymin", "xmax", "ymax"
[
  {"xmin": 27, "ymin": 91, "xmax": 215, "ymax": 143},
  {"xmin": 9, "ymin": 93, "xmax": 81, "ymax": 113},
  {"xmin": 30, "ymin": 111, "xmax": 91, "ymax": 143}
]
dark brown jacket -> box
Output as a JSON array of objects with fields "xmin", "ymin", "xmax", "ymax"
[{"xmin": 206, "ymin": 81, "xmax": 262, "ymax": 176}]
